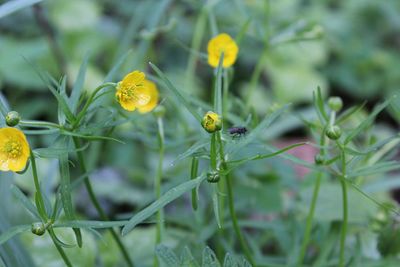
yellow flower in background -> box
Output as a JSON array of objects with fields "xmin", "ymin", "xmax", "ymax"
[
  {"xmin": 0, "ymin": 127, "xmax": 30, "ymax": 172},
  {"xmin": 201, "ymin": 111, "xmax": 222, "ymax": 133},
  {"xmin": 207, "ymin": 33, "xmax": 239, "ymax": 68},
  {"xmin": 138, "ymin": 79, "xmax": 159, "ymax": 114},
  {"xmin": 116, "ymin": 71, "xmax": 151, "ymax": 111}
]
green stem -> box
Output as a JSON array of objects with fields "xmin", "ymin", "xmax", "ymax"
[
  {"xmin": 31, "ymin": 151, "xmax": 73, "ymax": 266},
  {"xmin": 20, "ymin": 120, "xmax": 61, "ymax": 129},
  {"xmin": 190, "ymin": 157, "xmax": 199, "ymax": 210},
  {"xmin": 215, "ymin": 132, "xmax": 256, "ymax": 266},
  {"xmin": 30, "ymin": 149, "xmax": 47, "ymax": 219},
  {"xmin": 154, "ymin": 117, "xmax": 165, "ymax": 267},
  {"xmin": 72, "ymin": 137, "xmax": 134, "ymax": 267},
  {"xmin": 48, "ymin": 228, "xmax": 73, "ymax": 267},
  {"xmin": 297, "ymin": 171, "xmax": 322, "ymax": 265},
  {"xmin": 339, "ymin": 150, "xmax": 348, "ymax": 267},
  {"xmin": 72, "ymin": 82, "xmax": 116, "ymax": 128}
]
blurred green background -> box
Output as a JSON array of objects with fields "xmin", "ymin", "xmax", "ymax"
[{"xmin": 1, "ymin": 0, "xmax": 400, "ymax": 266}]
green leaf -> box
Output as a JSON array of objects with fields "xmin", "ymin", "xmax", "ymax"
[
  {"xmin": 0, "ymin": 0, "xmax": 43, "ymax": 18},
  {"xmin": 223, "ymin": 254, "xmax": 238, "ymax": 267},
  {"xmin": 54, "ymin": 220, "xmax": 128, "ymax": 229},
  {"xmin": 212, "ymin": 184, "xmax": 222, "ymax": 229},
  {"xmin": 122, "ymin": 174, "xmax": 207, "ymax": 235},
  {"xmin": 172, "ymin": 139, "xmax": 209, "ymax": 166},
  {"xmin": 0, "ymin": 225, "xmax": 31, "ymax": 245},
  {"xmin": 60, "ymin": 129, "xmax": 124, "ymax": 144},
  {"xmin": 347, "ymin": 161, "xmax": 400, "ymax": 178},
  {"xmin": 11, "ymin": 185, "xmax": 41, "ymax": 220},
  {"xmin": 70, "ymin": 53, "xmax": 89, "ymax": 113},
  {"xmin": 156, "ymin": 245, "xmax": 180, "ymax": 267},
  {"xmin": 202, "ymin": 247, "xmax": 220, "ymax": 267},
  {"xmin": 181, "ymin": 246, "xmax": 199, "ymax": 267},
  {"xmin": 344, "ymin": 98, "xmax": 392, "ymax": 145},
  {"xmin": 213, "ymin": 53, "xmax": 224, "ymax": 115},
  {"xmin": 59, "ymin": 149, "xmax": 82, "ymax": 247},
  {"xmin": 336, "ymin": 102, "xmax": 366, "ymax": 124},
  {"xmin": 226, "ymin": 104, "xmax": 290, "ymax": 156},
  {"xmin": 313, "ymin": 87, "xmax": 328, "ymax": 123},
  {"xmin": 149, "ymin": 62, "xmax": 202, "ymax": 122}
]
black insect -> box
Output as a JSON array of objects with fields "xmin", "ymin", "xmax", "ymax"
[{"xmin": 228, "ymin": 126, "xmax": 248, "ymax": 138}]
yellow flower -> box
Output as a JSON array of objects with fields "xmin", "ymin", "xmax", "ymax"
[
  {"xmin": 116, "ymin": 71, "xmax": 151, "ymax": 111},
  {"xmin": 207, "ymin": 33, "xmax": 239, "ymax": 68},
  {"xmin": 0, "ymin": 127, "xmax": 30, "ymax": 172},
  {"xmin": 201, "ymin": 111, "xmax": 222, "ymax": 133},
  {"xmin": 137, "ymin": 79, "xmax": 159, "ymax": 113}
]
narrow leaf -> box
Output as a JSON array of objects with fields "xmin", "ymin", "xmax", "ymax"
[
  {"xmin": 11, "ymin": 185, "xmax": 41, "ymax": 220},
  {"xmin": 70, "ymin": 53, "xmax": 90, "ymax": 112},
  {"xmin": 149, "ymin": 62, "xmax": 202, "ymax": 122},
  {"xmin": 0, "ymin": 225, "xmax": 31, "ymax": 245},
  {"xmin": 122, "ymin": 174, "xmax": 206, "ymax": 235}
]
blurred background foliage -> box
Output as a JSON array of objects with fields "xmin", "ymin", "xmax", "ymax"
[{"xmin": 1, "ymin": 0, "xmax": 400, "ymax": 266}]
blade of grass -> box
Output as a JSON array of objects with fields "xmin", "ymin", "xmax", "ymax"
[{"xmin": 70, "ymin": 53, "xmax": 89, "ymax": 113}]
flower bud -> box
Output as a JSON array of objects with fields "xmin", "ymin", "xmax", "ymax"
[
  {"xmin": 5, "ymin": 111, "xmax": 21, "ymax": 127},
  {"xmin": 328, "ymin": 97, "xmax": 343, "ymax": 112},
  {"xmin": 153, "ymin": 105, "xmax": 166, "ymax": 118},
  {"xmin": 207, "ymin": 170, "xmax": 220, "ymax": 183},
  {"xmin": 201, "ymin": 111, "xmax": 222, "ymax": 133},
  {"xmin": 31, "ymin": 222, "xmax": 46, "ymax": 236},
  {"xmin": 325, "ymin": 125, "xmax": 342, "ymax": 140},
  {"xmin": 314, "ymin": 154, "xmax": 325, "ymax": 165}
]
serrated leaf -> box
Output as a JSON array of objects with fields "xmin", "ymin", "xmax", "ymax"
[
  {"xmin": 223, "ymin": 254, "xmax": 238, "ymax": 267},
  {"xmin": 156, "ymin": 245, "xmax": 180, "ymax": 267},
  {"xmin": 181, "ymin": 246, "xmax": 200, "ymax": 267},
  {"xmin": 202, "ymin": 247, "xmax": 220, "ymax": 267},
  {"xmin": 122, "ymin": 174, "xmax": 206, "ymax": 235}
]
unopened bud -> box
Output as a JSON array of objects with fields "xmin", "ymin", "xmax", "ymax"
[
  {"xmin": 328, "ymin": 97, "xmax": 343, "ymax": 112},
  {"xmin": 5, "ymin": 111, "xmax": 21, "ymax": 127},
  {"xmin": 325, "ymin": 125, "xmax": 342, "ymax": 140}
]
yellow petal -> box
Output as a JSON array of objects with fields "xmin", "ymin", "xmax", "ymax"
[{"xmin": 138, "ymin": 80, "xmax": 159, "ymax": 113}]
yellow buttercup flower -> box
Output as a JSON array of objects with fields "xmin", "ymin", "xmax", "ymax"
[
  {"xmin": 201, "ymin": 111, "xmax": 222, "ymax": 133},
  {"xmin": 0, "ymin": 127, "xmax": 30, "ymax": 172},
  {"xmin": 207, "ymin": 33, "xmax": 239, "ymax": 68},
  {"xmin": 115, "ymin": 71, "xmax": 151, "ymax": 111},
  {"xmin": 138, "ymin": 79, "xmax": 159, "ymax": 114}
]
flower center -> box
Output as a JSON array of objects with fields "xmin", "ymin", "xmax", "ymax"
[{"xmin": 3, "ymin": 139, "xmax": 22, "ymax": 158}]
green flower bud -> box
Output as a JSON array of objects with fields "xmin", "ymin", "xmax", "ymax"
[
  {"xmin": 5, "ymin": 111, "xmax": 21, "ymax": 127},
  {"xmin": 153, "ymin": 105, "xmax": 166, "ymax": 117},
  {"xmin": 207, "ymin": 170, "xmax": 220, "ymax": 183},
  {"xmin": 201, "ymin": 111, "xmax": 222, "ymax": 133},
  {"xmin": 314, "ymin": 154, "xmax": 325, "ymax": 165},
  {"xmin": 328, "ymin": 97, "xmax": 343, "ymax": 112},
  {"xmin": 31, "ymin": 222, "xmax": 46, "ymax": 236},
  {"xmin": 325, "ymin": 125, "xmax": 342, "ymax": 140}
]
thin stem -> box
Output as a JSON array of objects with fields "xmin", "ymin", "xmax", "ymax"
[
  {"xmin": 30, "ymin": 149, "xmax": 47, "ymax": 220},
  {"xmin": 72, "ymin": 137, "xmax": 134, "ymax": 267},
  {"xmin": 48, "ymin": 228, "xmax": 73, "ymax": 267},
  {"xmin": 297, "ymin": 171, "xmax": 322, "ymax": 265},
  {"xmin": 20, "ymin": 120, "xmax": 61, "ymax": 129},
  {"xmin": 215, "ymin": 132, "xmax": 256, "ymax": 266},
  {"xmin": 190, "ymin": 157, "xmax": 199, "ymax": 210},
  {"xmin": 72, "ymin": 82, "xmax": 116, "ymax": 128},
  {"xmin": 153, "ymin": 117, "xmax": 165, "ymax": 267},
  {"xmin": 339, "ymin": 149, "xmax": 348, "ymax": 267}
]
